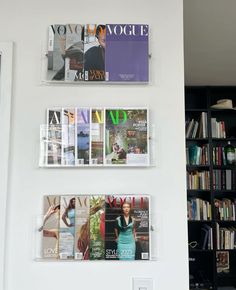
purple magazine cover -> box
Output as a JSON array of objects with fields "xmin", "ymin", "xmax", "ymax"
[{"xmin": 105, "ymin": 24, "xmax": 149, "ymax": 82}]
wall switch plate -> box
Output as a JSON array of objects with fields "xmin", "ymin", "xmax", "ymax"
[{"xmin": 133, "ymin": 278, "xmax": 153, "ymax": 290}]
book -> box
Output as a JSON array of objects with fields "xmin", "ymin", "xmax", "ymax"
[
  {"xmin": 59, "ymin": 196, "xmax": 75, "ymax": 259},
  {"xmin": 105, "ymin": 24, "xmax": 149, "ymax": 82},
  {"xmin": 91, "ymin": 109, "xmax": 104, "ymax": 165},
  {"xmin": 65, "ymin": 24, "xmax": 84, "ymax": 81},
  {"xmin": 46, "ymin": 108, "xmax": 62, "ymax": 165},
  {"xmin": 89, "ymin": 195, "xmax": 105, "ymax": 260},
  {"xmin": 84, "ymin": 24, "xmax": 106, "ymax": 81},
  {"xmin": 76, "ymin": 108, "xmax": 90, "ymax": 165},
  {"xmin": 74, "ymin": 196, "xmax": 90, "ymax": 260},
  {"xmin": 41, "ymin": 195, "xmax": 60, "ymax": 258},
  {"xmin": 47, "ymin": 25, "xmax": 66, "ymax": 81},
  {"xmin": 62, "ymin": 108, "xmax": 75, "ymax": 165},
  {"xmin": 105, "ymin": 195, "xmax": 150, "ymax": 260},
  {"xmin": 105, "ymin": 108, "xmax": 148, "ymax": 165}
]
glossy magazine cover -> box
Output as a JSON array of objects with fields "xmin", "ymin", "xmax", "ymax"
[
  {"xmin": 89, "ymin": 195, "xmax": 105, "ymax": 260},
  {"xmin": 74, "ymin": 196, "xmax": 90, "ymax": 260},
  {"xmin": 59, "ymin": 196, "xmax": 75, "ymax": 259},
  {"xmin": 84, "ymin": 24, "xmax": 105, "ymax": 81},
  {"xmin": 62, "ymin": 108, "xmax": 75, "ymax": 165},
  {"xmin": 65, "ymin": 24, "xmax": 84, "ymax": 81},
  {"xmin": 105, "ymin": 109, "xmax": 148, "ymax": 165},
  {"xmin": 76, "ymin": 108, "xmax": 90, "ymax": 165},
  {"xmin": 46, "ymin": 108, "xmax": 62, "ymax": 165},
  {"xmin": 40, "ymin": 195, "xmax": 60, "ymax": 258},
  {"xmin": 47, "ymin": 25, "xmax": 66, "ymax": 81},
  {"xmin": 105, "ymin": 24, "xmax": 149, "ymax": 82},
  {"xmin": 105, "ymin": 195, "xmax": 150, "ymax": 260},
  {"xmin": 91, "ymin": 109, "xmax": 104, "ymax": 165}
]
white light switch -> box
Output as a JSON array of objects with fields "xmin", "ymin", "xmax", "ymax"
[{"xmin": 133, "ymin": 278, "xmax": 153, "ymax": 290}]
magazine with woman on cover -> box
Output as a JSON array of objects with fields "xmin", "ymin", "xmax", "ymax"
[{"xmin": 105, "ymin": 195, "xmax": 150, "ymax": 260}]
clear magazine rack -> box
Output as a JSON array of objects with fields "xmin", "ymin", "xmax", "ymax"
[
  {"xmin": 33, "ymin": 194, "xmax": 160, "ymax": 262},
  {"xmin": 39, "ymin": 122, "xmax": 156, "ymax": 168},
  {"xmin": 41, "ymin": 51, "xmax": 151, "ymax": 85}
]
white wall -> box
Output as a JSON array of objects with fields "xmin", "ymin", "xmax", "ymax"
[{"xmin": 0, "ymin": 0, "xmax": 188, "ymax": 290}]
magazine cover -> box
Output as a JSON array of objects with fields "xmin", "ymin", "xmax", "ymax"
[
  {"xmin": 89, "ymin": 195, "xmax": 105, "ymax": 260},
  {"xmin": 47, "ymin": 24, "xmax": 66, "ymax": 81},
  {"xmin": 62, "ymin": 108, "xmax": 75, "ymax": 165},
  {"xmin": 65, "ymin": 24, "xmax": 84, "ymax": 81},
  {"xmin": 74, "ymin": 196, "xmax": 90, "ymax": 260},
  {"xmin": 216, "ymin": 251, "xmax": 230, "ymax": 273},
  {"xmin": 46, "ymin": 108, "xmax": 62, "ymax": 165},
  {"xmin": 40, "ymin": 195, "xmax": 60, "ymax": 259},
  {"xmin": 91, "ymin": 109, "xmax": 104, "ymax": 165},
  {"xmin": 105, "ymin": 109, "xmax": 149, "ymax": 165},
  {"xmin": 84, "ymin": 24, "xmax": 106, "ymax": 81},
  {"xmin": 76, "ymin": 108, "xmax": 90, "ymax": 165},
  {"xmin": 105, "ymin": 24, "xmax": 149, "ymax": 82},
  {"xmin": 105, "ymin": 195, "xmax": 150, "ymax": 260},
  {"xmin": 59, "ymin": 196, "xmax": 76, "ymax": 259}
]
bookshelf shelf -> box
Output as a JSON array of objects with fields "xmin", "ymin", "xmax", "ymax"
[
  {"xmin": 186, "ymin": 138, "xmax": 209, "ymax": 142},
  {"xmin": 189, "ymin": 249, "xmax": 214, "ymax": 253},
  {"xmin": 185, "ymin": 86, "xmax": 236, "ymax": 290}
]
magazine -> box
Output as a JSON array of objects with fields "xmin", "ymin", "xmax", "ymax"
[
  {"xmin": 84, "ymin": 24, "xmax": 106, "ymax": 81},
  {"xmin": 105, "ymin": 24, "xmax": 149, "ymax": 82},
  {"xmin": 105, "ymin": 195, "xmax": 150, "ymax": 260},
  {"xmin": 65, "ymin": 24, "xmax": 84, "ymax": 81},
  {"xmin": 76, "ymin": 108, "xmax": 90, "ymax": 165},
  {"xmin": 89, "ymin": 195, "xmax": 105, "ymax": 260},
  {"xmin": 91, "ymin": 109, "xmax": 104, "ymax": 165},
  {"xmin": 62, "ymin": 108, "xmax": 75, "ymax": 165},
  {"xmin": 40, "ymin": 195, "xmax": 60, "ymax": 258},
  {"xmin": 216, "ymin": 251, "xmax": 230, "ymax": 273},
  {"xmin": 46, "ymin": 108, "xmax": 62, "ymax": 165},
  {"xmin": 47, "ymin": 25, "xmax": 66, "ymax": 81},
  {"xmin": 105, "ymin": 108, "xmax": 149, "ymax": 165},
  {"xmin": 59, "ymin": 196, "xmax": 75, "ymax": 259},
  {"xmin": 74, "ymin": 196, "xmax": 90, "ymax": 260}
]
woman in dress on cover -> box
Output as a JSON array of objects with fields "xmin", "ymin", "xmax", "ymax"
[
  {"xmin": 62, "ymin": 197, "xmax": 75, "ymax": 236},
  {"xmin": 114, "ymin": 201, "xmax": 136, "ymax": 260}
]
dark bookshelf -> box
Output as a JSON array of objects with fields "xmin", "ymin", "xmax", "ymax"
[{"xmin": 185, "ymin": 86, "xmax": 236, "ymax": 290}]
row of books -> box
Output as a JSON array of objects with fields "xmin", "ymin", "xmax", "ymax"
[
  {"xmin": 211, "ymin": 118, "xmax": 226, "ymax": 138},
  {"xmin": 216, "ymin": 223, "xmax": 236, "ymax": 250},
  {"xmin": 213, "ymin": 146, "xmax": 227, "ymax": 166},
  {"xmin": 40, "ymin": 194, "xmax": 150, "ymax": 260},
  {"xmin": 215, "ymin": 198, "xmax": 236, "ymax": 221},
  {"xmin": 186, "ymin": 171, "xmax": 210, "ymax": 190},
  {"xmin": 187, "ymin": 198, "xmax": 212, "ymax": 221},
  {"xmin": 186, "ymin": 144, "xmax": 209, "ymax": 165},
  {"xmin": 200, "ymin": 224, "xmax": 213, "ymax": 250},
  {"xmin": 47, "ymin": 24, "xmax": 148, "ymax": 82},
  {"xmin": 40, "ymin": 107, "xmax": 149, "ymax": 167},
  {"xmin": 213, "ymin": 170, "xmax": 236, "ymax": 190},
  {"xmin": 185, "ymin": 112, "xmax": 208, "ymax": 138}
]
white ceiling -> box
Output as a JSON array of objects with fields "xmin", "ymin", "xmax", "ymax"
[{"xmin": 184, "ymin": 0, "xmax": 236, "ymax": 85}]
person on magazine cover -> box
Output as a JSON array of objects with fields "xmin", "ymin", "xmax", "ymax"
[
  {"xmin": 61, "ymin": 197, "xmax": 75, "ymax": 236},
  {"xmin": 38, "ymin": 204, "xmax": 60, "ymax": 239},
  {"xmin": 84, "ymin": 25, "xmax": 106, "ymax": 76},
  {"xmin": 114, "ymin": 201, "xmax": 136, "ymax": 260}
]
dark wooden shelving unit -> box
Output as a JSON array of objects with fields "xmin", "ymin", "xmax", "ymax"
[{"xmin": 185, "ymin": 86, "xmax": 236, "ymax": 290}]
